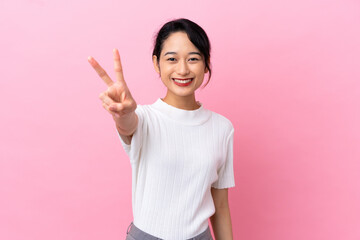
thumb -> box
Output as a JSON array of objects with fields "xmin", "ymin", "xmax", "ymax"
[{"xmin": 109, "ymin": 102, "xmax": 124, "ymax": 112}]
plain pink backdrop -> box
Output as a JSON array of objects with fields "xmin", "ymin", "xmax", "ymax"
[{"xmin": 1, "ymin": 0, "xmax": 359, "ymax": 239}]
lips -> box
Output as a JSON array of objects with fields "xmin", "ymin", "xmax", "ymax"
[{"xmin": 172, "ymin": 78, "xmax": 194, "ymax": 86}]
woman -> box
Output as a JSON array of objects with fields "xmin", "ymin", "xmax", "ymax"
[{"xmin": 88, "ymin": 18, "xmax": 235, "ymax": 240}]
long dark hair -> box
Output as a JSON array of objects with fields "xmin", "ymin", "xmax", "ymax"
[{"xmin": 152, "ymin": 18, "xmax": 212, "ymax": 88}]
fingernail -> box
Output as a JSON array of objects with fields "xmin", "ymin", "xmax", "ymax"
[
  {"xmin": 88, "ymin": 56, "xmax": 92, "ymax": 62},
  {"xmin": 113, "ymin": 48, "xmax": 116, "ymax": 53}
]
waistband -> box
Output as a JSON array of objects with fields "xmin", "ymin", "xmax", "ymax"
[{"xmin": 126, "ymin": 221, "xmax": 213, "ymax": 240}]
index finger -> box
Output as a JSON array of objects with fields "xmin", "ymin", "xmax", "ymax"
[
  {"xmin": 113, "ymin": 48, "xmax": 126, "ymax": 84},
  {"xmin": 88, "ymin": 56, "xmax": 114, "ymax": 87}
]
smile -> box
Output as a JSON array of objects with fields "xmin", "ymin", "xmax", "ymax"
[
  {"xmin": 172, "ymin": 78, "xmax": 194, "ymax": 87},
  {"xmin": 172, "ymin": 78, "xmax": 193, "ymax": 83}
]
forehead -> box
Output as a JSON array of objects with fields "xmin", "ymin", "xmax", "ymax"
[{"xmin": 162, "ymin": 31, "xmax": 199, "ymax": 54}]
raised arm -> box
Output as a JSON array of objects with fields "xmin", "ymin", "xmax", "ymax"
[{"xmin": 88, "ymin": 48, "xmax": 138, "ymax": 144}]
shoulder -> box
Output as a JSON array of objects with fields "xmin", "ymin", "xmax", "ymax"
[
  {"xmin": 208, "ymin": 109, "xmax": 234, "ymax": 137},
  {"xmin": 134, "ymin": 102, "xmax": 161, "ymax": 121},
  {"xmin": 209, "ymin": 110, "xmax": 234, "ymax": 129},
  {"xmin": 134, "ymin": 103, "xmax": 151, "ymax": 115},
  {"xmin": 133, "ymin": 104, "xmax": 150, "ymax": 124}
]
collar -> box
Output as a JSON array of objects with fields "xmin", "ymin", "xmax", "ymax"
[{"xmin": 150, "ymin": 98, "xmax": 211, "ymax": 126}]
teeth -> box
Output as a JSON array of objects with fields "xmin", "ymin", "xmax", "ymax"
[{"xmin": 173, "ymin": 78, "xmax": 192, "ymax": 83}]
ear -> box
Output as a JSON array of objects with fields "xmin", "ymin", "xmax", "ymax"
[
  {"xmin": 204, "ymin": 58, "xmax": 210, "ymax": 73},
  {"xmin": 152, "ymin": 55, "xmax": 160, "ymax": 74}
]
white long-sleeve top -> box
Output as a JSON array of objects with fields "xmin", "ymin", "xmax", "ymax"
[{"xmin": 117, "ymin": 98, "xmax": 235, "ymax": 240}]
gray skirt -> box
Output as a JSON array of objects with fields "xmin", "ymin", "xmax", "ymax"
[{"xmin": 126, "ymin": 221, "xmax": 214, "ymax": 240}]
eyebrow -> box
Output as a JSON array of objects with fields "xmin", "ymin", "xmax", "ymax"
[{"xmin": 164, "ymin": 51, "xmax": 201, "ymax": 56}]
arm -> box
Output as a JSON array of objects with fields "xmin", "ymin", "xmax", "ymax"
[
  {"xmin": 116, "ymin": 112, "xmax": 138, "ymax": 145},
  {"xmin": 210, "ymin": 188, "xmax": 234, "ymax": 240}
]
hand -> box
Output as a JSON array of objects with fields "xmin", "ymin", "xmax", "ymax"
[{"xmin": 88, "ymin": 49, "xmax": 137, "ymax": 120}]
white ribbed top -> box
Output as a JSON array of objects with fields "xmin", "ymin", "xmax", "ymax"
[{"xmin": 117, "ymin": 98, "xmax": 235, "ymax": 240}]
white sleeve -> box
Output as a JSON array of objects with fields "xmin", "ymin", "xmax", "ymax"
[
  {"xmin": 116, "ymin": 105, "xmax": 145, "ymax": 164},
  {"xmin": 211, "ymin": 127, "xmax": 235, "ymax": 189}
]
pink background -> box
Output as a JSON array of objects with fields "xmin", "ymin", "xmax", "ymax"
[{"xmin": 1, "ymin": 0, "xmax": 359, "ymax": 239}]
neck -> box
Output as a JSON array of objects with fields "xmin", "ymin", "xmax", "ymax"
[{"xmin": 162, "ymin": 92, "xmax": 200, "ymax": 110}]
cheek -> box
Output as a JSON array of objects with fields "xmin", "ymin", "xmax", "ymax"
[
  {"xmin": 192, "ymin": 67, "xmax": 205, "ymax": 76},
  {"xmin": 191, "ymin": 63, "xmax": 205, "ymax": 72},
  {"xmin": 160, "ymin": 65, "xmax": 174, "ymax": 76}
]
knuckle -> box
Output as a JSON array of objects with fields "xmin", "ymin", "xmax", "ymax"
[
  {"xmin": 98, "ymin": 69, "xmax": 107, "ymax": 78},
  {"xmin": 114, "ymin": 66, "xmax": 123, "ymax": 72},
  {"xmin": 106, "ymin": 97, "xmax": 113, "ymax": 105},
  {"xmin": 115, "ymin": 83, "xmax": 125, "ymax": 92}
]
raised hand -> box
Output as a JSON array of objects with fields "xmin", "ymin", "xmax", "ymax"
[{"xmin": 88, "ymin": 49, "xmax": 137, "ymax": 120}]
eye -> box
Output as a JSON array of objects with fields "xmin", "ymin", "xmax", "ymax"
[
  {"xmin": 189, "ymin": 58, "xmax": 199, "ymax": 61},
  {"xmin": 167, "ymin": 58, "xmax": 176, "ymax": 61}
]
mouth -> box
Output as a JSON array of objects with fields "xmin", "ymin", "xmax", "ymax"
[{"xmin": 172, "ymin": 78, "xmax": 194, "ymax": 84}]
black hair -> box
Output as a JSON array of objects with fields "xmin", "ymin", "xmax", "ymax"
[{"xmin": 152, "ymin": 18, "xmax": 212, "ymax": 89}]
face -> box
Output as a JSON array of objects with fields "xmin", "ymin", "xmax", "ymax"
[{"xmin": 152, "ymin": 31, "xmax": 208, "ymax": 99}]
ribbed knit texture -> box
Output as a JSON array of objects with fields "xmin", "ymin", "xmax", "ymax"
[{"xmin": 117, "ymin": 98, "xmax": 235, "ymax": 240}]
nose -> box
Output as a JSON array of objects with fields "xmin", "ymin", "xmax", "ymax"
[{"xmin": 176, "ymin": 59, "xmax": 190, "ymax": 75}]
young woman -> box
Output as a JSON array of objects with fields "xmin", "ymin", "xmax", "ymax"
[{"xmin": 88, "ymin": 18, "xmax": 235, "ymax": 240}]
